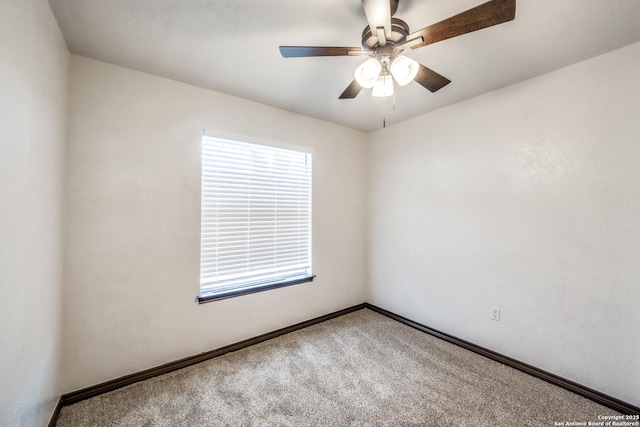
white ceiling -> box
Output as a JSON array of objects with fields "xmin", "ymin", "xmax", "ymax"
[{"xmin": 48, "ymin": 0, "xmax": 640, "ymax": 133}]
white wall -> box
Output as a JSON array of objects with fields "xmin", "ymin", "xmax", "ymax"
[
  {"xmin": 368, "ymin": 42, "xmax": 640, "ymax": 405},
  {"xmin": 11, "ymin": 2, "xmax": 633, "ymax": 408},
  {"xmin": 63, "ymin": 55, "xmax": 368, "ymax": 392},
  {"xmin": 0, "ymin": 0, "xmax": 69, "ymax": 424}
]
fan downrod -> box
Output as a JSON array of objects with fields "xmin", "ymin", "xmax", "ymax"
[{"xmin": 390, "ymin": 0, "xmax": 399, "ymax": 16}]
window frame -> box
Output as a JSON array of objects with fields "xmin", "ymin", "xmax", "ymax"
[{"xmin": 197, "ymin": 135, "xmax": 314, "ymax": 303}]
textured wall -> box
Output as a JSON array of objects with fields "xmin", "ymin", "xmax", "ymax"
[
  {"xmin": 63, "ymin": 55, "xmax": 368, "ymax": 392},
  {"xmin": 368, "ymin": 42, "xmax": 640, "ymax": 405},
  {"xmin": 0, "ymin": 0, "xmax": 69, "ymax": 424}
]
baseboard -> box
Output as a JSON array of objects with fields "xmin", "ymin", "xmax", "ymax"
[
  {"xmin": 47, "ymin": 397, "xmax": 62, "ymax": 427},
  {"xmin": 364, "ymin": 303, "xmax": 640, "ymax": 416},
  {"xmin": 58, "ymin": 301, "xmax": 639, "ymax": 417},
  {"xmin": 60, "ymin": 303, "xmax": 366, "ymax": 406}
]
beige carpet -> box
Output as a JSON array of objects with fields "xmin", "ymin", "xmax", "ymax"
[{"xmin": 56, "ymin": 309, "xmax": 618, "ymax": 426}]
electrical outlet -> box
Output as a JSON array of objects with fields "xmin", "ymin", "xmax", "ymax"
[{"xmin": 491, "ymin": 307, "xmax": 500, "ymax": 321}]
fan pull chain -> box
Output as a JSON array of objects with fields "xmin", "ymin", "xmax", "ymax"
[
  {"xmin": 383, "ymin": 96, "xmax": 387, "ymax": 128},
  {"xmin": 382, "ymin": 83, "xmax": 396, "ymax": 128}
]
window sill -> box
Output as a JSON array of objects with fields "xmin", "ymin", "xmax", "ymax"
[{"xmin": 197, "ymin": 274, "xmax": 316, "ymax": 304}]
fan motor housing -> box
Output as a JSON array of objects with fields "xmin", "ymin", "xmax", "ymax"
[{"xmin": 361, "ymin": 18, "xmax": 410, "ymax": 49}]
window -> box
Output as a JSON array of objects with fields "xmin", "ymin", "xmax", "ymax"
[{"xmin": 198, "ymin": 136, "xmax": 314, "ymax": 302}]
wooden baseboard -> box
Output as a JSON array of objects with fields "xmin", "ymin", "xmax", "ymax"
[
  {"xmin": 364, "ymin": 303, "xmax": 640, "ymax": 416},
  {"xmin": 56, "ymin": 301, "xmax": 639, "ymax": 418},
  {"xmin": 60, "ymin": 303, "xmax": 366, "ymax": 406},
  {"xmin": 47, "ymin": 397, "xmax": 62, "ymax": 427}
]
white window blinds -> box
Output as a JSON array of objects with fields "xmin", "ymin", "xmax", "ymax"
[{"xmin": 200, "ymin": 136, "xmax": 312, "ymax": 298}]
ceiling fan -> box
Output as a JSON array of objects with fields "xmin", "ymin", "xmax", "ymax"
[{"xmin": 279, "ymin": 0, "xmax": 516, "ymax": 99}]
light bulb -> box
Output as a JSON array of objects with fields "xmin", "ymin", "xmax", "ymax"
[
  {"xmin": 354, "ymin": 58, "xmax": 382, "ymax": 89},
  {"xmin": 372, "ymin": 74, "xmax": 394, "ymax": 97},
  {"xmin": 390, "ymin": 55, "xmax": 419, "ymax": 86}
]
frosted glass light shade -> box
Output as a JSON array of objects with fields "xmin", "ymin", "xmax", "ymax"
[
  {"xmin": 390, "ymin": 55, "xmax": 419, "ymax": 86},
  {"xmin": 354, "ymin": 58, "xmax": 382, "ymax": 89},
  {"xmin": 372, "ymin": 74, "xmax": 394, "ymax": 97}
]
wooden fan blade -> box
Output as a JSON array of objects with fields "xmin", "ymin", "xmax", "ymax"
[
  {"xmin": 408, "ymin": 0, "xmax": 516, "ymax": 49},
  {"xmin": 279, "ymin": 46, "xmax": 365, "ymax": 57},
  {"xmin": 339, "ymin": 80, "xmax": 363, "ymax": 99},
  {"xmin": 414, "ymin": 64, "xmax": 451, "ymax": 93}
]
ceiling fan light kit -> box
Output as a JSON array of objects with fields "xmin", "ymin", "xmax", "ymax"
[
  {"xmin": 279, "ymin": 0, "xmax": 516, "ymax": 101},
  {"xmin": 355, "ymin": 55, "xmax": 419, "ymax": 97},
  {"xmin": 389, "ymin": 55, "xmax": 419, "ymax": 86},
  {"xmin": 355, "ymin": 58, "xmax": 383, "ymax": 88},
  {"xmin": 372, "ymin": 74, "xmax": 394, "ymax": 98}
]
